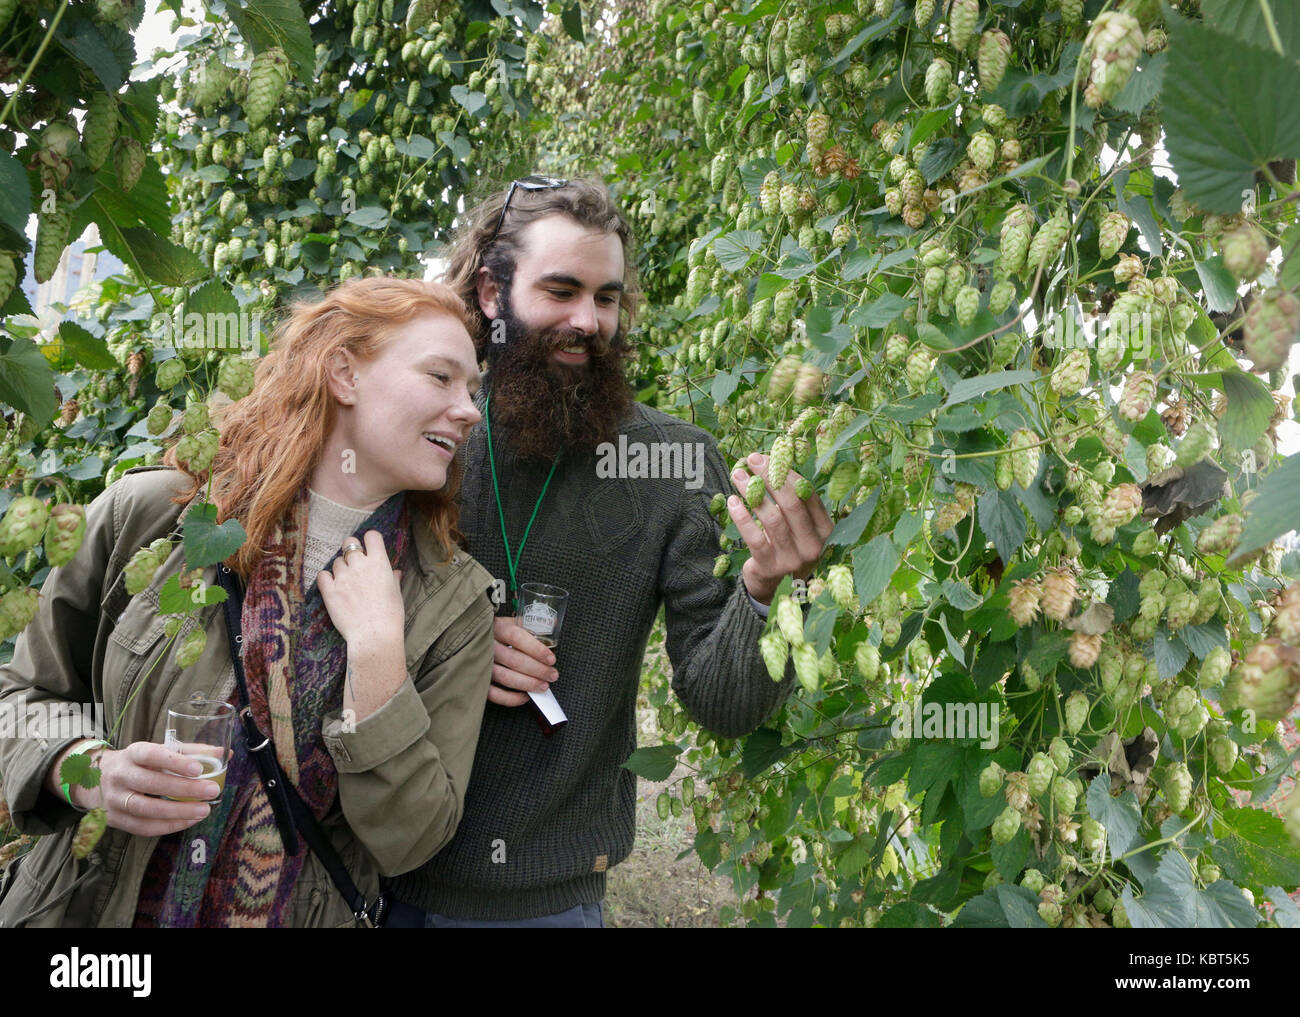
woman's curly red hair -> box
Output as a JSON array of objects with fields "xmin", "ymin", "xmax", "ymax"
[{"xmin": 165, "ymin": 276, "xmax": 472, "ymax": 578}]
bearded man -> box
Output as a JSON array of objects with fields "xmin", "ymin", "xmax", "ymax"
[{"xmin": 381, "ymin": 177, "xmax": 834, "ymax": 927}]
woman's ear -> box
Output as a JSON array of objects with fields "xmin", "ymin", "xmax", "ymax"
[
  {"xmin": 324, "ymin": 349, "xmax": 359, "ymax": 405},
  {"xmin": 476, "ymin": 265, "xmax": 501, "ymax": 321}
]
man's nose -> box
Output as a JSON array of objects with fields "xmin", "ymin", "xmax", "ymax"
[{"xmin": 568, "ymin": 295, "xmax": 598, "ymax": 336}]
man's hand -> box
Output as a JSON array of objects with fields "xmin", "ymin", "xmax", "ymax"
[
  {"xmin": 488, "ymin": 616, "xmax": 559, "ymax": 707},
  {"xmin": 728, "ymin": 451, "xmax": 834, "ymax": 606}
]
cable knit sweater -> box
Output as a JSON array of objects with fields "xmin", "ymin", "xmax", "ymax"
[{"xmin": 385, "ymin": 391, "xmax": 797, "ymax": 920}]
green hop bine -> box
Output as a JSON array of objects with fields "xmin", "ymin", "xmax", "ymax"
[{"xmin": 43, "ymin": 504, "xmax": 87, "ymax": 569}]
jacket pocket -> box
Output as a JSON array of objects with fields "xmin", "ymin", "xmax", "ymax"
[
  {"xmin": 103, "ymin": 590, "xmax": 170, "ymax": 726},
  {"xmin": 0, "ymin": 832, "xmax": 104, "ymax": 928}
]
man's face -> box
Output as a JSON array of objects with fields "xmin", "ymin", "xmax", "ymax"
[
  {"xmin": 478, "ymin": 214, "xmax": 625, "ymax": 360},
  {"xmin": 476, "ymin": 214, "xmax": 633, "ymax": 460}
]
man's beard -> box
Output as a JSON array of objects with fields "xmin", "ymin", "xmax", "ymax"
[{"xmin": 483, "ymin": 298, "xmax": 633, "ymax": 462}]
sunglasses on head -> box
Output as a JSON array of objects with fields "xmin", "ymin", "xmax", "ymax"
[{"xmin": 487, "ymin": 175, "xmax": 569, "ymax": 244}]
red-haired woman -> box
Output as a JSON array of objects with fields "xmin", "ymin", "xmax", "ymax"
[{"xmin": 0, "ymin": 277, "xmax": 495, "ymax": 927}]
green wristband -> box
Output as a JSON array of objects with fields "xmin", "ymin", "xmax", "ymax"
[{"xmin": 60, "ymin": 738, "xmax": 110, "ymax": 812}]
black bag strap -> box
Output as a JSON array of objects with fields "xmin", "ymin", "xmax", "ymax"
[{"xmin": 213, "ymin": 564, "xmax": 386, "ymax": 927}]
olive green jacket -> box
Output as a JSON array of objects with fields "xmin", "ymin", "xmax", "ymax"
[{"xmin": 0, "ymin": 467, "xmax": 495, "ymax": 927}]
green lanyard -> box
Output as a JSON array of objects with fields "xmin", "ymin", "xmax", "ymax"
[{"xmin": 484, "ymin": 392, "xmax": 559, "ymax": 614}]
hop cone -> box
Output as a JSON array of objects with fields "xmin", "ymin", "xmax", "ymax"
[
  {"xmin": 855, "ymin": 640, "xmax": 879, "ymax": 683},
  {"xmin": 1041, "ymin": 567, "xmax": 1077, "ymax": 622},
  {"xmin": 992, "ymin": 805, "xmax": 1021, "ymax": 844},
  {"xmin": 177, "ymin": 627, "xmax": 207, "ymax": 668},
  {"xmin": 767, "ymin": 355, "xmax": 800, "ymax": 402},
  {"xmin": 978, "ymin": 29, "xmax": 1010, "ymax": 92},
  {"xmin": 156, "ymin": 358, "xmax": 185, "ymax": 390},
  {"xmin": 1174, "ymin": 420, "xmax": 1213, "ymax": 469},
  {"xmin": 988, "ymin": 279, "xmax": 1015, "ymax": 316},
  {"xmin": 906, "ymin": 347, "xmax": 933, "ymax": 392},
  {"xmin": 1064, "ymin": 690, "xmax": 1089, "ymax": 733},
  {"xmin": 244, "ymin": 47, "xmax": 290, "ymax": 128},
  {"xmin": 0, "ymin": 252, "xmax": 14, "ymax": 308},
  {"xmin": 767, "ymin": 435, "xmax": 793, "ymax": 492},
  {"xmin": 124, "ymin": 543, "xmax": 165, "ymax": 595},
  {"xmin": 1008, "ymin": 580, "xmax": 1042, "ymax": 628},
  {"xmin": 1026, "ymin": 212, "xmax": 1069, "ymax": 271},
  {"xmin": 759, "ymin": 630, "xmax": 788, "ymax": 682},
  {"xmin": 1010, "ymin": 428, "xmax": 1039, "ymax": 489},
  {"xmin": 1161, "ymin": 761, "xmax": 1193, "ymax": 814},
  {"xmin": 43, "ymin": 504, "xmax": 86, "ymax": 568},
  {"xmin": 1210, "ymin": 734, "xmax": 1238, "ymax": 774},
  {"xmin": 744, "ymin": 474, "xmax": 765, "ymax": 510},
  {"xmin": 34, "ymin": 202, "xmax": 72, "ymax": 284},
  {"xmin": 776, "ymin": 595, "xmax": 804, "ymax": 645},
  {"xmin": 1051, "ymin": 349, "xmax": 1090, "ymax": 395},
  {"xmin": 0, "ymin": 496, "xmax": 50, "ymax": 558},
  {"xmin": 792, "ymin": 363, "xmax": 823, "ymax": 407},
  {"xmin": 995, "ymin": 453, "xmax": 1013, "ymax": 491},
  {"xmin": 1068, "ymin": 631, "xmax": 1102, "ymax": 669},
  {"xmin": 827, "ymin": 564, "xmax": 857, "ymax": 612},
  {"xmin": 146, "ymin": 400, "xmax": 173, "ymax": 436},
  {"xmin": 827, "ymin": 461, "xmax": 858, "ymax": 502},
  {"xmin": 924, "ymin": 57, "xmax": 952, "ymax": 107},
  {"xmin": 1220, "ymin": 223, "xmax": 1269, "ymax": 283},
  {"xmin": 0, "ymin": 587, "xmax": 40, "ymax": 641},
  {"xmin": 954, "ymin": 284, "xmax": 980, "ymax": 327},
  {"xmin": 1222, "ymin": 638, "xmax": 1300, "ymax": 724},
  {"xmin": 82, "ymin": 91, "xmax": 119, "ymax": 171},
  {"xmin": 113, "ymin": 135, "xmax": 145, "ymax": 191},
  {"xmin": 979, "ymin": 762, "xmax": 1005, "ymax": 797},
  {"xmin": 1085, "ymin": 12, "xmax": 1143, "ymax": 107},
  {"xmin": 967, "ymin": 131, "xmax": 996, "ymax": 173},
  {"xmin": 792, "ymin": 642, "xmax": 820, "ymax": 693},
  {"xmin": 1243, "ymin": 288, "xmax": 1300, "ymax": 373},
  {"xmin": 71, "ymin": 807, "xmax": 107, "ymax": 860},
  {"xmin": 1118, "ymin": 370, "xmax": 1156, "ymax": 421},
  {"xmin": 1196, "ymin": 514, "xmax": 1242, "ymax": 555},
  {"xmin": 997, "ymin": 224, "xmax": 1030, "ymax": 277},
  {"xmin": 1098, "ymin": 211, "xmax": 1130, "ymax": 259},
  {"xmin": 948, "ymin": 0, "xmax": 978, "ymax": 50},
  {"xmin": 1027, "ymin": 752, "xmax": 1056, "ymax": 797},
  {"xmin": 1100, "ymin": 483, "xmax": 1141, "ymax": 527}
]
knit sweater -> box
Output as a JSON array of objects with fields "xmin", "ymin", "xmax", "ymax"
[
  {"xmin": 385, "ymin": 391, "xmax": 797, "ymax": 919},
  {"xmin": 303, "ymin": 489, "xmax": 374, "ymax": 593}
]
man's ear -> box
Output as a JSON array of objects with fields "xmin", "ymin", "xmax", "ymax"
[
  {"xmin": 476, "ymin": 265, "xmax": 501, "ymax": 320},
  {"xmin": 324, "ymin": 349, "xmax": 359, "ymax": 405}
]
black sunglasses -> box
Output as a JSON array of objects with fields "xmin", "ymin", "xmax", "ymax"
[{"xmin": 487, "ymin": 175, "xmax": 569, "ymax": 244}]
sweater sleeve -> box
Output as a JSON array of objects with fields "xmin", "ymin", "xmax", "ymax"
[{"xmin": 656, "ymin": 435, "xmax": 796, "ymax": 738}]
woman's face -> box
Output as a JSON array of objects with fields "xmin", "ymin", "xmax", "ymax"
[{"xmin": 330, "ymin": 312, "xmax": 481, "ymax": 503}]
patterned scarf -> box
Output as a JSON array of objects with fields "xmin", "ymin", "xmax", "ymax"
[{"xmin": 135, "ymin": 488, "xmax": 410, "ymax": 927}]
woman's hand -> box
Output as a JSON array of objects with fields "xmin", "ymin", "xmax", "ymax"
[
  {"xmin": 55, "ymin": 742, "xmax": 218, "ymax": 836},
  {"xmin": 318, "ymin": 530, "xmax": 405, "ymax": 649}
]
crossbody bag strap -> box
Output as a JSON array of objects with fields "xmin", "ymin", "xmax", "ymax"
[{"xmin": 212, "ymin": 564, "xmax": 385, "ymax": 927}]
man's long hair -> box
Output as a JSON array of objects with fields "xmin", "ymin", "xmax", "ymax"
[
  {"xmin": 164, "ymin": 277, "xmax": 472, "ymax": 578},
  {"xmin": 442, "ymin": 177, "xmax": 642, "ymax": 354}
]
